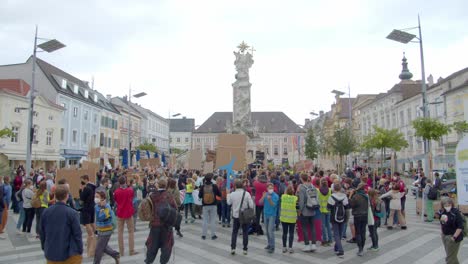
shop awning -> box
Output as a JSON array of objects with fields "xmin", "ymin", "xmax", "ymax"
[{"xmin": 3, "ymin": 152, "xmax": 63, "ymax": 161}]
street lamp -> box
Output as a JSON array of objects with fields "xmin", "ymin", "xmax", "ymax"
[
  {"xmin": 168, "ymin": 112, "xmax": 182, "ymax": 156},
  {"xmin": 387, "ymin": 15, "xmax": 428, "ymax": 221},
  {"xmin": 26, "ymin": 26, "xmax": 65, "ymax": 176},
  {"xmin": 127, "ymin": 89, "xmax": 146, "ymax": 168}
]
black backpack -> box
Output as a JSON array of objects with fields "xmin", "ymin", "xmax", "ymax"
[
  {"xmin": 158, "ymin": 201, "xmax": 182, "ymax": 228},
  {"xmin": 331, "ymin": 196, "xmax": 346, "ymax": 223},
  {"xmin": 0, "ymin": 185, "xmax": 4, "ymax": 210},
  {"xmin": 147, "ymin": 183, "xmax": 157, "ymax": 195},
  {"xmin": 427, "ymin": 186, "xmax": 438, "ymax": 200}
]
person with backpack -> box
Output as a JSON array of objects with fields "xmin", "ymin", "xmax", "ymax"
[
  {"xmin": 167, "ymin": 178, "xmax": 183, "ymax": 238},
  {"xmin": 146, "ymin": 175, "xmax": 158, "ymax": 196},
  {"xmin": 439, "ymin": 197, "xmax": 464, "ymax": 264},
  {"xmin": 425, "ymin": 181, "xmax": 437, "ymax": 222},
  {"xmin": 94, "ymin": 189, "xmax": 120, "ymax": 264},
  {"xmin": 198, "ymin": 173, "xmax": 221, "ymax": 240},
  {"xmin": 297, "ymin": 173, "xmax": 318, "ymax": 252},
  {"xmin": 280, "ymin": 185, "xmax": 298, "ymax": 254},
  {"xmin": 145, "ymin": 179, "xmax": 178, "ymax": 264},
  {"xmin": 327, "ymin": 183, "xmax": 348, "ymax": 258},
  {"xmin": 0, "ymin": 176, "xmax": 12, "ymax": 237},
  {"xmin": 349, "ymin": 183, "xmax": 369, "ymax": 257},
  {"xmin": 183, "ymin": 178, "xmax": 196, "ymax": 224},
  {"xmin": 318, "ymin": 177, "xmax": 332, "ymax": 247},
  {"xmin": 227, "ymin": 179, "xmax": 254, "ymax": 256}
]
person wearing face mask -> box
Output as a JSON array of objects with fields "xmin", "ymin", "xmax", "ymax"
[
  {"xmin": 439, "ymin": 197, "xmax": 464, "ymax": 264},
  {"xmin": 79, "ymin": 174, "xmax": 97, "ymax": 257},
  {"xmin": 94, "ymin": 190, "xmax": 120, "ymax": 264},
  {"xmin": 130, "ymin": 176, "xmax": 144, "ymax": 232},
  {"xmin": 261, "ymin": 183, "xmax": 279, "ymax": 253}
]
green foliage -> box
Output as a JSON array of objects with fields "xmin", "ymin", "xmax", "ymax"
[
  {"xmin": 412, "ymin": 117, "xmax": 451, "ymax": 141},
  {"xmin": 361, "ymin": 126, "xmax": 408, "ymax": 152},
  {"xmin": 137, "ymin": 142, "xmax": 157, "ymax": 153},
  {"xmin": 452, "ymin": 121, "xmax": 468, "ymax": 135},
  {"xmin": 0, "ymin": 128, "xmax": 13, "ymax": 138},
  {"xmin": 170, "ymin": 148, "xmax": 184, "ymax": 155},
  {"xmin": 305, "ymin": 128, "xmax": 319, "ymax": 160},
  {"xmin": 331, "ymin": 127, "xmax": 356, "ymax": 157}
]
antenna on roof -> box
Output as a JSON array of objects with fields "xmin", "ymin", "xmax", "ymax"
[{"xmin": 91, "ymin": 76, "xmax": 94, "ymax": 90}]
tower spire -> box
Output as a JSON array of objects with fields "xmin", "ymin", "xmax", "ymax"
[{"xmin": 399, "ymin": 52, "xmax": 413, "ymax": 80}]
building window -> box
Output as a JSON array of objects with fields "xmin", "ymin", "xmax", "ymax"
[
  {"xmin": 72, "ymin": 130, "xmax": 77, "ymax": 144},
  {"xmin": 197, "ymin": 138, "xmax": 200, "ymax": 143},
  {"xmin": 283, "ymin": 147, "xmax": 288, "ymax": 155},
  {"xmin": 100, "ymin": 133, "xmax": 104, "ymax": 146},
  {"xmin": 48, "ymin": 115, "xmax": 53, "ymax": 121},
  {"xmin": 274, "ymin": 146, "xmax": 279, "ymax": 156},
  {"xmin": 185, "ymin": 137, "xmax": 189, "ymax": 143},
  {"xmin": 177, "ymin": 138, "xmax": 180, "ymax": 143},
  {"xmin": 84, "ymin": 111, "xmax": 88, "ymax": 120},
  {"xmin": 108, "ymin": 137, "xmax": 111, "ymax": 148},
  {"xmin": 399, "ymin": 111, "xmax": 404, "ymax": 126},
  {"xmin": 284, "ymin": 137, "xmax": 288, "ymax": 143},
  {"xmin": 32, "ymin": 125, "xmax": 38, "ymax": 144},
  {"xmin": 73, "ymin": 107, "xmax": 78, "ymax": 117},
  {"xmin": 46, "ymin": 131, "xmax": 52, "ymax": 146},
  {"xmin": 14, "ymin": 108, "xmax": 20, "ymax": 113},
  {"xmin": 83, "ymin": 132, "xmax": 88, "ymax": 145},
  {"xmin": 92, "ymin": 134, "xmax": 97, "ymax": 146},
  {"xmin": 94, "ymin": 114, "xmax": 97, "ymax": 123},
  {"xmin": 61, "ymin": 79, "xmax": 67, "ymax": 88},
  {"xmin": 407, "ymin": 108, "xmax": 412, "ymax": 124},
  {"xmin": 60, "ymin": 128, "xmax": 65, "ymax": 142},
  {"xmin": 114, "ymin": 139, "xmax": 119, "ymax": 148},
  {"xmin": 11, "ymin": 126, "xmax": 19, "ymax": 143}
]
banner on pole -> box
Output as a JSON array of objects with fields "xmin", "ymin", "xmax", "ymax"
[{"xmin": 455, "ymin": 136, "xmax": 468, "ymax": 205}]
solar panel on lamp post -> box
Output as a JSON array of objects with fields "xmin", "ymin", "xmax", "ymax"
[
  {"xmin": 127, "ymin": 89, "xmax": 146, "ymax": 168},
  {"xmin": 387, "ymin": 15, "xmax": 428, "ymax": 222},
  {"xmin": 26, "ymin": 26, "xmax": 65, "ymax": 176}
]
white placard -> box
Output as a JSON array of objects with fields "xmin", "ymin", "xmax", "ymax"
[{"xmin": 455, "ymin": 136, "xmax": 468, "ymax": 205}]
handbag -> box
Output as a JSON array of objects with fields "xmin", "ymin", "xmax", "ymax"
[{"xmin": 239, "ymin": 190, "xmax": 255, "ymax": 225}]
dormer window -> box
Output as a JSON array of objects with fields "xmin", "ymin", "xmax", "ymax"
[
  {"xmin": 84, "ymin": 89, "xmax": 89, "ymax": 99},
  {"xmin": 73, "ymin": 84, "xmax": 79, "ymax": 94},
  {"xmin": 61, "ymin": 79, "xmax": 67, "ymax": 89},
  {"xmin": 93, "ymin": 94, "xmax": 98, "ymax": 102}
]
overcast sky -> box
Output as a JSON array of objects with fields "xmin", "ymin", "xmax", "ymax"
[{"xmin": 1, "ymin": 0, "xmax": 467, "ymax": 126}]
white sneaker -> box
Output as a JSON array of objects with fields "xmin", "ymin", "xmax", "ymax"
[
  {"xmin": 0, "ymin": 234, "xmax": 6, "ymax": 240},
  {"xmin": 310, "ymin": 244, "xmax": 317, "ymax": 252},
  {"xmin": 302, "ymin": 244, "xmax": 310, "ymax": 252}
]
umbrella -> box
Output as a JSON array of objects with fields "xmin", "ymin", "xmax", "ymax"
[
  {"xmin": 161, "ymin": 152, "xmax": 166, "ymax": 166},
  {"xmin": 122, "ymin": 149, "xmax": 128, "ymax": 168},
  {"xmin": 136, "ymin": 149, "xmax": 141, "ymax": 161},
  {"xmin": 146, "ymin": 150, "xmax": 150, "ymax": 159}
]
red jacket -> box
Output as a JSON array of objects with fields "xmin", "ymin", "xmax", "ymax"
[{"xmin": 114, "ymin": 186, "xmax": 134, "ymax": 219}]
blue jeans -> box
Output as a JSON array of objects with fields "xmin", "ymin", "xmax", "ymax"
[
  {"xmin": 221, "ymin": 200, "xmax": 231, "ymax": 224},
  {"xmin": 321, "ymin": 213, "xmax": 332, "ymax": 242},
  {"xmin": 265, "ymin": 216, "xmax": 276, "ymax": 249},
  {"xmin": 332, "ymin": 222, "xmax": 345, "ymax": 254},
  {"xmin": 16, "ymin": 201, "xmax": 25, "ymax": 230}
]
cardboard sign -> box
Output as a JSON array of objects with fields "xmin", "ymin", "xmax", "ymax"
[
  {"xmin": 205, "ymin": 150, "xmax": 216, "ymax": 162},
  {"xmin": 140, "ymin": 158, "xmax": 160, "ymax": 168},
  {"xmin": 216, "ymin": 134, "xmax": 247, "ymax": 171},
  {"xmin": 188, "ymin": 150, "xmax": 203, "ymax": 170},
  {"xmin": 88, "ymin": 147, "xmax": 101, "ymax": 159},
  {"xmin": 56, "ymin": 168, "xmax": 97, "ymax": 199},
  {"xmin": 294, "ymin": 160, "xmax": 313, "ymax": 172}
]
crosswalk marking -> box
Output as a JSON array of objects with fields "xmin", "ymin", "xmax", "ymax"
[
  {"xmin": 361, "ymin": 233, "xmax": 439, "ymax": 264},
  {"xmin": 413, "ymin": 245, "xmax": 445, "ymax": 264}
]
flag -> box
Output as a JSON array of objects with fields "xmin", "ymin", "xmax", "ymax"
[
  {"xmin": 146, "ymin": 150, "xmax": 150, "ymax": 159},
  {"xmin": 154, "ymin": 152, "xmax": 159, "ymax": 158},
  {"xmin": 122, "ymin": 149, "xmax": 128, "ymax": 168},
  {"xmin": 136, "ymin": 150, "xmax": 141, "ymax": 161}
]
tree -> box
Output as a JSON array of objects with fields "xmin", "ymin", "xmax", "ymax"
[
  {"xmin": 304, "ymin": 128, "xmax": 319, "ymax": 160},
  {"xmin": 412, "ymin": 117, "xmax": 451, "ymax": 142},
  {"xmin": 330, "ymin": 127, "xmax": 356, "ymax": 173},
  {"xmin": 361, "ymin": 126, "xmax": 408, "ymax": 174},
  {"xmin": 0, "ymin": 128, "xmax": 13, "ymax": 138},
  {"xmin": 451, "ymin": 120, "xmax": 468, "ymax": 137},
  {"xmin": 136, "ymin": 142, "xmax": 157, "ymax": 153}
]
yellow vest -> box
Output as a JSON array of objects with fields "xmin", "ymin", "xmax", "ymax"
[
  {"xmin": 186, "ymin": 183, "xmax": 193, "ymax": 194},
  {"xmin": 40, "ymin": 191, "xmax": 49, "ymax": 208},
  {"xmin": 280, "ymin": 194, "xmax": 298, "ymax": 223},
  {"xmin": 318, "ymin": 189, "xmax": 331, "ymax": 213}
]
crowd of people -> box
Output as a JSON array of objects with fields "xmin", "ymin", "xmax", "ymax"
[{"xmin": 0, "ymin": 164, "xmax": 465, "ymax": 264}]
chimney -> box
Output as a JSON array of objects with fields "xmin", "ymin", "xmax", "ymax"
[
  {"xmin": 319, "ymin": 110, "xmax": 324, "ymax": 116},
  {"xmin": 123, "ymin": 95, "xmax": 128, "ymax": 102},
  {"xmin": 106, "ymin": 94, "xmax": 112, "ymax": 100},
  {"xmin": 305, "ymin": 118, "xmax": 310, "ymax": 123}
]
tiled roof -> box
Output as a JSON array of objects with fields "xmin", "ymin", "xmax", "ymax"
[
  {"xmin": 0, "ymin": 79, "xmax": 30, "ymax": 96},
  {"xmin": 35, "ymin": 58, "xmax": 119, "ymax": 114},
  {"xmin": 195, "ymin": 112, "xmax": 305, "ymax": 134},
  {"xmin": 170, "ymin": 118, "xmax": 195, "ymax": 132}
]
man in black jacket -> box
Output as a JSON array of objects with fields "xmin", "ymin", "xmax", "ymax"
[
  {"xmin": 198, "ymin": 173, "xmax": 221, "ymax": 240},
  {"xmin": 349, "ymin": 183, "xmax": 369, "ymax": 257}
]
